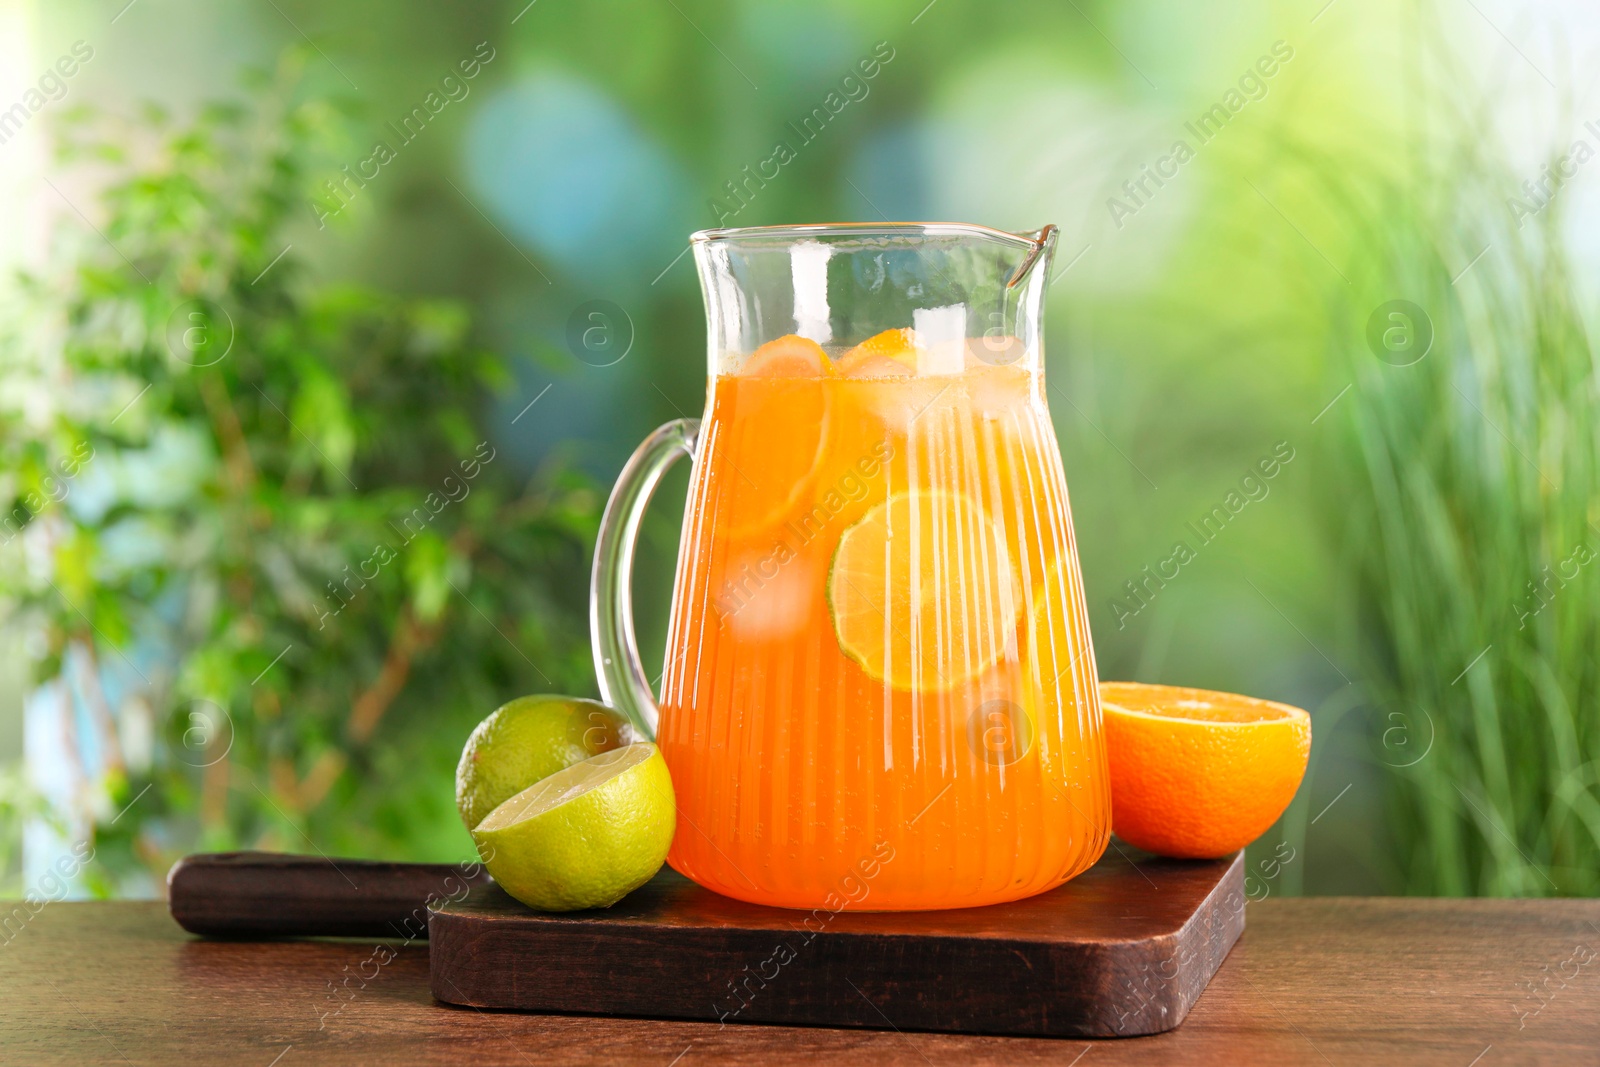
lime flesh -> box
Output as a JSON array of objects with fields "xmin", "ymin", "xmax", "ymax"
[
  {"xmin": 827, "ymin": 489, "xmax": 1018, "ymax": 691},
  {"xmin": 471, "ymin": 743, "xmax": 675, "ymax": 912}
]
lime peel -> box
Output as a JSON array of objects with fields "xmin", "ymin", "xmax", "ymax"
[{"xmin": 454, "ymin": 694, "xmax": 625, "ymax": 833}]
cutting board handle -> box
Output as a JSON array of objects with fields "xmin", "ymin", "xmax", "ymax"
[{"xmin": 168, "ymin": 851, "xmax": 491, "ymax": 939}]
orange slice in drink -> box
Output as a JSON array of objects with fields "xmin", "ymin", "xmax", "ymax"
[
  {"xmin": 827, "ymin": 490, "xmax": 1018, "ymax": 691},
  {"xmin": 741, "ymin": 334, "xmax": 831, "ymax": 378},
  {"xmin": 837, "ymin": 328, "xmax": 921, "ymax": 378},
  {"xmin": 1023, "ymin": 560, "xmax": 1092, "ymax": 693},
  {"xmin": 1002, "ymin": 560, "xmax": 1093, "ymax": 769},
  {"xmin": 721, "ymin": 335, "xmax": 830, "ymax": 539},
  {"xmin": 1098, "ymin": 681, "xmax": 1311, "ymax": 859},
  {"xmin": 835, "ymin": 328, "xmax": 968, "ymax": 434}
]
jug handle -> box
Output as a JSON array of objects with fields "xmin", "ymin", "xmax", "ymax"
[{"xmin": 590, "ymin": 418, "xmax": 700, "ymax": 741}]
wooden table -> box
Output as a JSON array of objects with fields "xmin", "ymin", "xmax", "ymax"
[{"xmin": 1, "ymin": 898, "xmax": 1596, "ymax": 1064}]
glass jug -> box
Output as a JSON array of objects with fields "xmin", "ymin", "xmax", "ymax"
[{"xmin": 591, "ymin": 222, "xmax": 1109, "ymax": 910}]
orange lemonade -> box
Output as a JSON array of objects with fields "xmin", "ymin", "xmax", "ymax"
[{"xmin": 657, "ymin": 330, "xmax": 1109, "ymax": 910}]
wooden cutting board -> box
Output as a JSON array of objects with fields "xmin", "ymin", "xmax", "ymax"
[{"xmin": 429, "ymin": 849, "xmax": 1244, "ymax": 1038}]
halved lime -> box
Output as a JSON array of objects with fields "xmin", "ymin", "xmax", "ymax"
[
  {"xmin": 471, "ymin": 743, "xmax": 675, "ymax": 912},
  {"xmin": 454, "ymin": 694, "xmax": 627, "ymax": 832}
]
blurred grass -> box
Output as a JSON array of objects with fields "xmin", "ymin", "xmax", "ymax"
[{"xmin": 1325, "ymin": 71, "xmax": 1600, "ymax": 895}]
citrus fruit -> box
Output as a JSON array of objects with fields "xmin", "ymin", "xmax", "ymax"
[
  {"xmin": 1022, "ymin": 561, "xmax": 1096, "ymax": 713},
  {"xmin": 1099, "ymin": 681, "xmax": 1311, "ymax": 859},
  {"xmin": 741, "ymin": 333, "xmax": 830, "ymax": 377},
  {"xmin": 455, "ymin": 695, "xmax": 627, "ymax": 832},
  {"xmin": 837, "ymin": 327, "xmax": 921, "ymax": 377},
  {"xmin": 834, "ymin": 328, "xmax": 969, "ymax": 431},
  {"xmin": 721, "ymin": 337, "xmax": 831, "ymax": 539},
  {"xmin": 828, "ymin": 489, "xmax": 1018, "ymax": 691},
  {"xmin": 471, "ymin": 743, "xmax": 675, "ymax": 912}
]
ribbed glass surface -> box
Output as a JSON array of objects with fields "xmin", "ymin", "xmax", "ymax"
[{"xmin": 657, "ymin": 359, "xmax": 1109, "ymax": 910}]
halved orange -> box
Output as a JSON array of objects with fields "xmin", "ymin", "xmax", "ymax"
[{"xmin": 1098, "ymin": 681, "xmax": 1311, "ymax": 859}]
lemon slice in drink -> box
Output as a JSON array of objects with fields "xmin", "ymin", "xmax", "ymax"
[
  {"xmin": 471, "ymin": 743, "xmax": 675, "ymax": 912},
  {"xmin": 827, "ymin": 490, "xmax": 1019, "ymax": 691}
]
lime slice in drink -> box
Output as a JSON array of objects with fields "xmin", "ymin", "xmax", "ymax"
[
  {"xmin": 827, "ymin": 489, "xmax": 1019, "ymax": 691},
  {"xmin": 471, "ymin": 743, "xmax": 676, "ymax": 912}
]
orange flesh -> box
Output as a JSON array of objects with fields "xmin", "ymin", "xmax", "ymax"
[
  {"xmin": 1099, "ymin": 682, "xmax": 1311, "ymax": 859},
  {"xmin": 1100, "ymin": 683, "xmax": 1304, "ymax": 724}
]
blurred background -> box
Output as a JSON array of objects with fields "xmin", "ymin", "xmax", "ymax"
[{"xmin": 2, "ymin": 0, "xmax": 1598, "ymax": 901}]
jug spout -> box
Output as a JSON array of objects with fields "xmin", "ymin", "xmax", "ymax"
[{"xmin": 1007, "ymin": 224, "xmax": 1059, "ymax": 289}]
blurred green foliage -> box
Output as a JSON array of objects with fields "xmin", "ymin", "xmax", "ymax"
[
  {"xmin": 5, "ymin": 0, "xmax": 1596, "ymax": 900},
  {"xmin": 1326, "ymin": 89, "xmax": 1600, "ymax": 896},
  {"xmin": 0, "ymin": 58, "xmax": 599, "ymax": 891}
]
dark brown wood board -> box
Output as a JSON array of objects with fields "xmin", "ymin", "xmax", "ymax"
[{"xmin": 429, "ymin": 849, "xmax": 1244, "ymax": 1038}]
